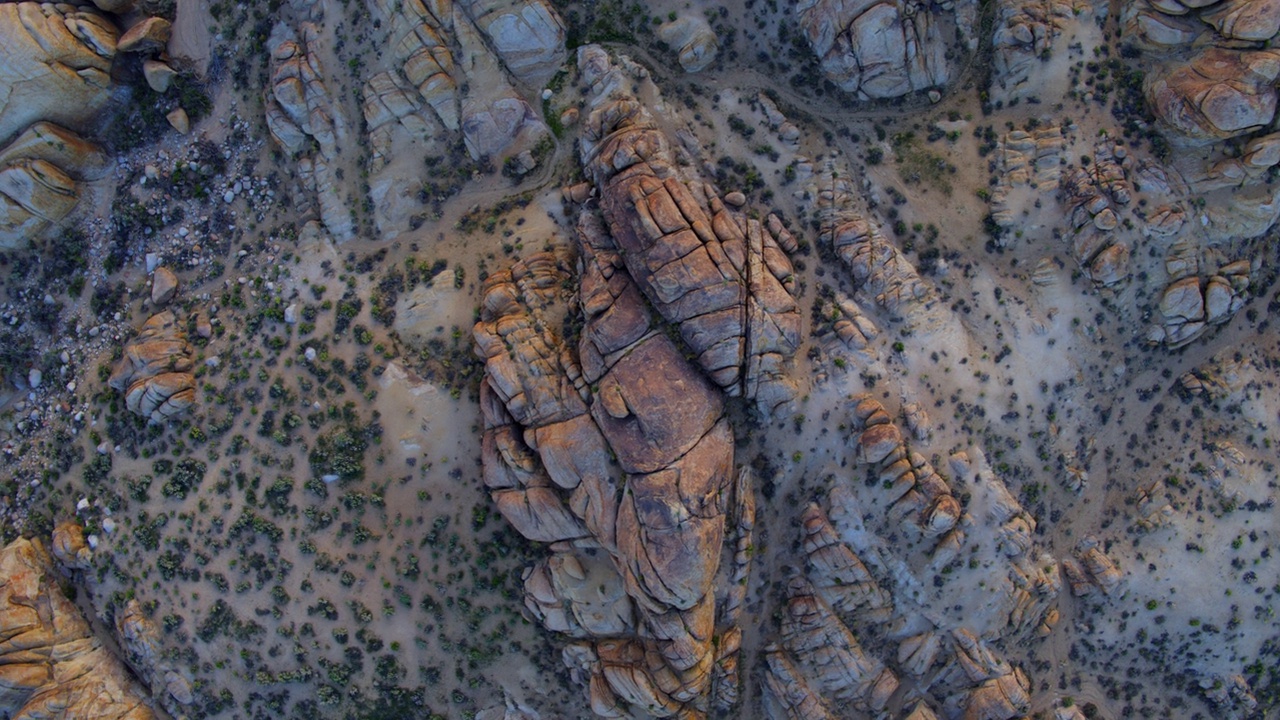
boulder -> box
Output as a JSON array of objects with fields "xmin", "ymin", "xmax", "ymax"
[
  {"xmin": 143, "ymin": 60, "xmax": 177, "ymax": 92},
  {"xmin": 117, "ymin": 17, "xmax": 172, "ymax": 53},
  {"xmin": 460, "ymin": 0, "xmax": 566, "ymax": 84},
  {"xmin": 0, "ymin": 2, "xmax": 117, "ymax": 143},
  {"xmin": 796, "ymin": 0, "xmax": 954, "ymax": 99},
  {"xmin": 1146, "ymin": 48, "xmax": 1280, "ymax": 145}
]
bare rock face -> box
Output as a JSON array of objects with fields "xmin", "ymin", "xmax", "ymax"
[
  {"xmin": 115, "ymin": 599, "xmax": 195, "ymax": 707},
  {"xmin": 265, "ymin": 23, "xmax": 354, "ymax": 240},
  {"xmin": 990, "ymin": 0, "xmax": 1094, "ymax": 103},
  {"xmin": 0, "ymin": 3, "xmax": 116, "ymax": 249},
  {"xmin": 108, "ymin": 311, "xmax": 196, "ymax": 423},
  {"xmin": 657, "ymin": 15, "xmax": 718, "ymax": 73},
  {"xmin": 578, "ymin": 46, "xmax": 802, "ymax": 419},
  {"xmin": 795, "ymin": 0, "xmax": 963, "ymax": 100},
  {"xmin": 0, "ymin": 537, "xmax": 156, "ymax": 719},
  {"xmin": 458, "ymin": 0, "xmax": 566, "ymax": 85},
  {"xmin": 1150, "ymin": 261, "xmax": 1249, "ymax": 346},
  {"xmin": 0, "ymin": 3, "xmax": 117, "ymax": 144},
  {"xmin": 475, "ymin": 235, "xmax": 736, "ymax": 716},
  {"xmin": 1146, "ymin": 48, "xmax": 1280, "ymax": 146},
  {"xmin": 51, "ymin": 520, "xmax": 92, "ymax": 570},
  {"xmin": 150, "ymin": 266, "xmax": 179, "ymax": 306}
]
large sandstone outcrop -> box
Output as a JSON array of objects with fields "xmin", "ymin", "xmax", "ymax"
[
  {"xmin": 108, "ymin": 311, "xmax": 196, "ymax": 423},
  {"xmin": 0, "ymin": 537, "xmax": 155, "ymax": 719},
  {"xmin": 578, "ymin": 46, "xmax": 802, "ymax": 418},
  {"xmin": 0, "ymin": 123, "xmax": 106, "ymax": 250},
  {"xmin": 795, "ymin": 0, "xmax": 973, "ymax": 100}
]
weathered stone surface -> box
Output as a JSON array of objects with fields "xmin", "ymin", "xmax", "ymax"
[
  {"xmin": 579, "ymin": 45, "xmax": 801, "ymax": 418},
  {"xmin": 1202, "ymin": 0, "xmax": 1280, "ymax": 41},
  {"xmin": 0, "ymin": 2, "xmax": 117, "ymax": 143},
  {"xmin": 151, "ymin": 266, "xmax": 179, "ymax": 305},
  {"xmin": 109, "ymin": 311, "xmax": 196, "ymax": 423},
  {"xmin": 117, "ymin": 17, "xmax": 171, "ymax": 53},
  {"xmin": 796, "ymin": 0, "xmax": 956, "ymax": 99},
  {"xmin": 265, "ymin": 23, "xmax": 353, "ymax": 239},
  {"xmin": 475, "ymin": 232, "xmax": 734, "ymax": 716},
  {"xmin": 460, "ymin": 0, "xmax": 566, "ymax": 84},
  {"xmin": 990, "ymin": 0, "xmax": 1085, "ymax": 102},
  {"xmin": 116, "ymin": 599, "xmax": 194, "ymax": 707},
  {"xmin": 143, "ymin": 59, "xmax": 177, "ymax": 92},
  {"xmin": 51, "ymin": 520, "xmax": 92, "ymax": 570},
  {"xmin": 657, "ymin": 15, "xmax": 718, "ymax": 73},
  {"xmin": 1146, "ymin": 48, "xmax": 1280, "ymax": 146},
  {"xmin": 0, "ymin": 537, "xmax": 156, "ymax": 719}
]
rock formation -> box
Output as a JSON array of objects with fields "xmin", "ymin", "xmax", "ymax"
[
  {"xmin": 265, "ymin": 22, "xmax": 354, "ymax": 239},
  {"xmin": 794, "ymin": 0, "xmax": 973, "ymax": 99},
  {"xmin": 0, "ymin": 536, "xmax": 155, "ymax": 719},
  {"xmin": 578, "ymin": 45, "xmax": 802, "ymax": 418},
  {"xmin": 0, "ymin": 2, "xmax": 117, "ymax": 143},
  {"xmin": 990, "ymin": 0, "xmax": 1094, "ymax": 103},
  {"xmin": 108, "ymin": 311, "xmax": 196, "ymax": 423}
]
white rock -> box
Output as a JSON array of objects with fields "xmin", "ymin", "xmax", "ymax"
[
  {"xmin": 322, "ymin": 474, "xmax": 340, "ymax": 483},
  {"xmin": 76, "ymin": 498, "xmax": 90, "ymax": 512},
  {"xmin": 102, "ymin": 517, "xmax": 117, "ymax": 534},
  {"xmin": 284, "ymin": 303, "xmax": 298, "ymax": 324},
  {"xmin": 304, "ymin": 347, "xmax": 317, "ymax": 363},
  {"xmin": 223, "ymin": 189, "xmax": 235, "ymax": 203},
  {"xmin": 28, "ymin": 369, "xmax": 41, "ymax": 389}
]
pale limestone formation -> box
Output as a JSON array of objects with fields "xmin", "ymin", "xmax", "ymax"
[
  {"xmin": 108, "ymin": 311, "xmax": 196, "ymax": 423},
  {"xmin": 0, "ymin": 537, "xmax": 156, "ymax": 719},
  {"xmin": 578, "ymin": 45, "xmax": 802, "ymax": 419}
]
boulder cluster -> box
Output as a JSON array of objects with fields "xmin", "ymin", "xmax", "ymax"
[
  {"xmin": 0, "ymin": 536, "xmax": 156, "ymax": 719},
  {"xmin": 795, "ymin": 0, "xmax": 977, "ymax": 100},
  {"xmin": 108, "ymin": 310, "xmax": 196, "ymax": 423}
]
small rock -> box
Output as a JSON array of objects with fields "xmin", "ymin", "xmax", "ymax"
[
  {"xmin": 724, "ymin": 191, "xmax": 747, "ymax": 207},
  {"xmin": 145, "ymin": 252, "xmax": 160, "ymax": 272},
  {"xmin": 224, "ymin": 189, "xmax": 235, "ymax": 204},
  {"xmin": 284, "ymin": 304, "xmax": 298, "ymax": 324},
  {"xmin": 28, "ymin": 369, "xmax": 41, "ymax": 389},
  {"xmin": 928, "ymin": 90, "xmax": 942, "ymax": 103},
  {"xmin": 304, "ymin": 347, "xmax": 317, "ymax": 363},
  {"xmin": 151, "ymin": 267, "xmax": 179, "ymax": 306}
]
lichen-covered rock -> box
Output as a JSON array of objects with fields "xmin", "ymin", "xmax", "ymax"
[
  {"xmin": 108, "ymin": 311, "xmax": 196, "ymax": 423},
  {"xmin": 0, "ymin": 537, "xmax": 156, "ymax": 719}
]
